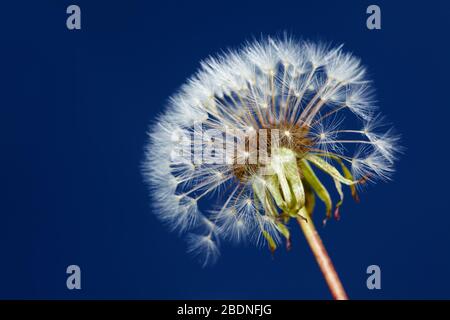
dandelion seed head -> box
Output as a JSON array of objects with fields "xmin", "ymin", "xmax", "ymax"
[{"xmin": 143, "ymin": 36, "xmax": 401, "ymax": 266}]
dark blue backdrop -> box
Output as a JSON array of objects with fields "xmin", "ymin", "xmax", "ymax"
[{"xmin": 1, "ymin": 0, "xmax": 449, "ymax": 299}]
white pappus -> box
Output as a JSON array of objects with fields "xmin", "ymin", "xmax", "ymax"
[{"xmin": 142, "ymin": 36, "xmax": 400, "ymax": 267}]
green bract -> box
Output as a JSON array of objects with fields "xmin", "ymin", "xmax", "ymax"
[{"xmin": 252, "ymin": 148, "xmax": 359, "ymax": 252}]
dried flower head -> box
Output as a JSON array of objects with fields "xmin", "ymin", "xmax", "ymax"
[{"xmin": 143, "ymin": 36, "xmax": 400, "ymax": 267}]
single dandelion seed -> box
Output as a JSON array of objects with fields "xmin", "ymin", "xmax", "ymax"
[{"xmin": 143, "ymin": 35, "xmax": 401, "ymax": 300}]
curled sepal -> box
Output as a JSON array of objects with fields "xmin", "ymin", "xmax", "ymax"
[
  {"xmin": 271, "ymin": 148, "xmax": 305, "ymax": 210},
  {"xmin": 265, "ymin": 175, "xmax": 287, "ymax": 210},
  {"xmin": 299, "ymin": 159, "xmax": 333, "ymax": 220},
  {"xmin": 275, "ymin": 222, "xmax": 291, "ymax": 250},
  {"xmin": 262, "ymin": 230, "xmax": 277, "ymax": 253},
  {"xmin": 252, "ymin": 177, "xmax": 282, "ymax": 217},
  {"xmin": 332, "ymin": 156, "xmax": 360, "ymax": 203},
  {"xmin": 333, "ymin": 178, "xmax": 344, "ymax": 221},
  {"xmin": 305, "ymin": 154, "xmax": 357, "ymax": 186},
  {"xmin": 275, "ymin": 221, "xmax": 290, "ymax": 240},
  {"xmin": 265, "ymin": 193, "xmax": 280, "ymax": 218},
  {"xmin": 303, "ymin": 180, "xmax": 316, "ymax": 217}
]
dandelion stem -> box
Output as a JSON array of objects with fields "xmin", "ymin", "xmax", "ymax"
[{"xmin": 296, "ymin": 212, "xmax": 348, "ymax": 300}]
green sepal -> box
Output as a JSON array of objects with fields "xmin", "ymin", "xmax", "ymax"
[
  {"xmin": 265, "ymin": 175, "xmax": 287, "ymax": 211},
  {"xmin": 262, "ymin": 230, "xmax": 277, "ymax": 253},
  {"xmin": 303, "ymin": 180, "xmax": 316, "ymax": 217},
  {"xmin": 333, "ymin": 178, "xmax": 344, "ymax": 220},
  {"xmin": 299, "ymin": 159, "xmax": 333, "ymax": 220},
  {"xmin": 272, "ymin": 148, "xmax": 305, "ymax": 210},
  {"xmin": 304, "ymin": 154, "xmax": 356, "ymax": 185},
  {"xmin": 275, "ymin": 221, "xmax": 290, "ymax": 240},
  {"xmin": 252, "ymin": 177, "xmax": 280, "ymax": 218},
  {"xmin": 333, "ymin": 156, "xmax": 360, "ymax": 202}
]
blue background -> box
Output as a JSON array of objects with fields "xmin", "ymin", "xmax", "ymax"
[{"xmin": 1, "ymin": 0, "xmax": 449, "ymax": 299}]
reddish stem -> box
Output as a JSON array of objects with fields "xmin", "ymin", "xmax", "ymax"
[{"xmin": 297, "ymin": 216, "xmax": 348, "ymax": 300}]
